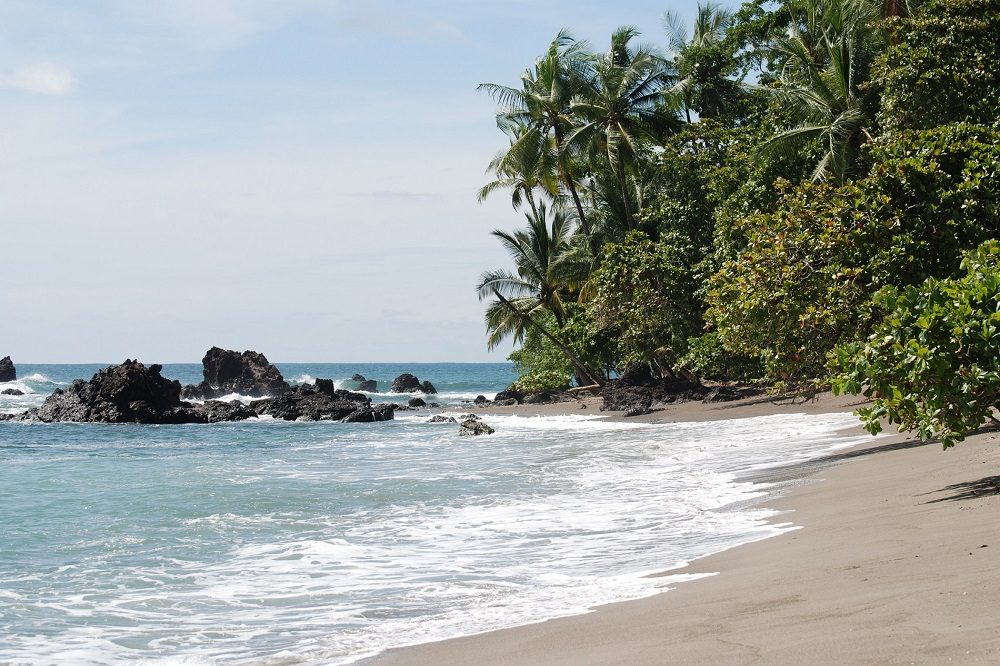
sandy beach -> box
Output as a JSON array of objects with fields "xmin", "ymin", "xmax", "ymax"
[{"xmin": 376, "ymin": 394, "xmax": 1000, "ymax": 665}]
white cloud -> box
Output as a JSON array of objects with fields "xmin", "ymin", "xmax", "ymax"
[{"xmin": 0, "ymin": 62, "xmax": 77, "ymax": 95}]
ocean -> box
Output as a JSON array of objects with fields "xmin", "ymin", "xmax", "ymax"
[{"xmin": 0, "ymin": 363, "xmax": 871, "ymax": 664}]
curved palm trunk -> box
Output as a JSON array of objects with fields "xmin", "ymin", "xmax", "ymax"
[{"xmin": 493, "ymin": 289, "xmax": 605, "ymax": 387}]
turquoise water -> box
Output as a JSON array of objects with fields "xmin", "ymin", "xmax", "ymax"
[{"xmin": 0, "ymin": 364, "xmax": 871, "ymax": 664}]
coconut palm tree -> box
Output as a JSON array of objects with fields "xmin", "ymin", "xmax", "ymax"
[
  {"xmin": 477, "ymin": 202, "xmax": 604, "ymax": 385},
  {"xmin": 663, "ymin": 2, "xmax": 735, "ymax": 121},
  {"xmin": 478, "ymin": 31, "xmax": 594, "ymax": 236},
  {"xmin": 757, "ymin": 0, "xmax": 880, "ymax": 183},
  {"xmin": 477, "ymin": 121, "xmax": 560, "ymax": 218},
  {"xmin": 566, "ymin": 27, "xmax": 677, "ymax": 231}
]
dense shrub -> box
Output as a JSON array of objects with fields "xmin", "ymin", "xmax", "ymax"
[
  {"xmin": 879, "ymin": 0, "xmax": 1000, "ymax": 132},
  {"xmin": 831, "ymin": 242, "xmax": 1000, "ymax": 448},
  {"xmin": 589, "ymin": 231, "xmax": 702, "ymax": 372},
  {"xmin": 707, "ymin": 123, "xmax": 1000, "ymax": 381}
]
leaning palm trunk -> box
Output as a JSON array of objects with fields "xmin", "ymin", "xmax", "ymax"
[{"xmin": 493, "ymin": 289, "xmax": 605, "ymax": 387}]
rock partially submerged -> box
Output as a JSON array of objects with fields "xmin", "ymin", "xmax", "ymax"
[
  {"xmin": 1, "ymin": 388, "xmax": 24, "ymax": 396},
  {"xmin": 251, "ymin": 380, "xmax": 392, "ymax": 422},
  {"xmin": 351, "ymin": 374, "xmax": 378, "ymax": 392},
  {"xmin": 459, "ymin": 415, "xmax": 495, "ymax": 436},
  {"xmin": 12, "ymin": 360, "xmax": 204, "ymax": 424},
  {"xmin": 391, "ymin": 373, "xmax": 437, "ymax": 394},
  {"xmin": 182, "ymin": 347, "xmax": 289, "ymax": 400},
  {"xmin": 8, "ymin": 359, "xmax": 393, "ymax": 425},
  {"xmin": 0, "ymin": 356, "xmax": 15, "ymax": 382},
  {"xmin": 428, "ymin": 415, "xmax": 457, "ymax": 423}
]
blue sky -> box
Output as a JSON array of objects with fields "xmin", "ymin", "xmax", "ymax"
[{"xmin": 1, "ymin": 0, "xmax": 728, "ymax": 363}]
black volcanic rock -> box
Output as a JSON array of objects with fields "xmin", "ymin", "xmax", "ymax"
[
  {"xmin": 251, "ymin": 383, "xmax": 391, "ymax": 422},
  {"xmin": 0, "ymin": 356, "xmax": 15, "ymax": 382},
  {"xmin": 341, "ymin": 403, "xmax": 394, "ymax": 423},
  {"xmin": 198, "ymin": 400, "xmax": 258, "ymax": 423},
  {"xmin": 391, "ymin": 373, "xmax": 422, "ymax": 392},
  {"xmin": 182, "ymin": 347, "xmax": 290, "ymax": 400},
  {"xmin": 2, "ymin": 388, "xmax": 24, "ymax": 396},
  {"xmin": 601, "ymin": 367, "xmax": 761, "ymax": 412},
  {"xmin": 15, "ymin": 360, "xmax": 204, "ymax": 424},
  {"xmin": 408, "ymin": 397, "xmax": 427, "ymax": 408},
  {"xmin": 493, "ymin": 384, "xmax": 525, "ymax": 404},
  {"xmin": 390, "ymin": 374, "xmax": 438, "ymax": 394},
  {"xmin": 357, "ymin": 379, "xmax": 377, "ymax": 392},
  {"xmin": 459, "ymin": 417, "xmax": 495, "ymax": 436},
  {"xmin": 351, "ymin": 373, "xmax": 367, "ymax": 382}
]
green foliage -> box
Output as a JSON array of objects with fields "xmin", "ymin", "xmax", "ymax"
[
  {"xmin": 589, "ymin": 231, "xmax": 702, "ymax": 371},
  {"xmin": 677, "ymin": 332, "xmax": 763, "ymax": 382},
  {"xmin": 879, "ymin": 0, "xmax": 1000, "ymax": 132},
  {"xmin": 707, "ymin": 123, "xmax": 1000, "ymax": 381},
  {"xmin": 508, "ymin": 312, "xmax": 574, "ymax": 393},
  {"xmin": 831, "ymin": 242, "xmax": 1000, "ymax": 448},
  {"xmin": 508, "ymin": 306, "xmax": 611, "ymax": 391}
]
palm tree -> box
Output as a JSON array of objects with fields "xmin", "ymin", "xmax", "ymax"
[
  {"xmin": 757, "ymin": 0, "xmax": 880, "ymax": 183},
  {"xmin": 663, "ymin": 2, "xmax": 735, "ymax": 122},
  {"xmin": 477, "ymin": 202, "xmax": 603, "ymax": 385},
  {"xmin": 566, "ymin": 27, "xmax": 676, "ymax": 231},
  {"xmin": 477, "ymin": 121, "xmax": 560, "ymax": 218},
  {"xmin": 478, "ymin": 31, "xmax": 594, "ymax": 236}
]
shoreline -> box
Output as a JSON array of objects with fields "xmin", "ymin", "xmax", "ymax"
[{"xmin": 375, "ymin": 394, "xmax": 1000, "ymax": 665}]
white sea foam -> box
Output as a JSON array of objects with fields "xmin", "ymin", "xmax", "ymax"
[{"xmin": 0, "ymin": 409, "xmax": 874, "ymax": 665}]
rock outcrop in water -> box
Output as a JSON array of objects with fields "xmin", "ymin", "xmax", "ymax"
[
  {"xmin": 459, "ymin": 416, "xmax": 495, "ymax": 436},
  {"xmin": 4, "ymin": 359, "xmax": 392, "ymax": 425},
  {"xmin": 11, "ymin": 360, "xmax": 205, "ymax": 424},
  {"xmin": 350, "ymin": 373, "xmax": 378, "ymax": 391},
  {"xmin": 0, "ymin": 356, "xmax": 15, "ymax": 382},
  {"xmin": 250, "ymin": 380, "xmax": 393, "ymax": 422},
  {"xmin": 182, "ymin": 347, "xmax": 290, "ymax": 400},
  {"xmin": 390, "ymin": 373, "xmax": 437, "ymax": 394}
]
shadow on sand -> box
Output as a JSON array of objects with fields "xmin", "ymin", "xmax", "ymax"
[{"xmin": 922, "ymin": 475, "xmax": 1000, "ymax": 503}]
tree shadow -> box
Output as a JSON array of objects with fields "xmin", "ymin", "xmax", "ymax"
[{"xmin": 922, "ymin": 475, "xmax": 1000, "ymax": 503}]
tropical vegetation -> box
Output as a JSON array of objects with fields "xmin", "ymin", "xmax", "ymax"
[{"xmin": 475, "ymin": 0, "xmax": 1000, "ymax": 446}]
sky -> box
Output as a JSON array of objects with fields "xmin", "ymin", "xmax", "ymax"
[{"xmin": 1, "ymin": 0, "xmax": 725, "ymax": 363}]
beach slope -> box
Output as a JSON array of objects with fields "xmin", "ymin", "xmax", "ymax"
[{"xmin": 378, "ymin": 403, "xmax": 1000, "ymax": 665}]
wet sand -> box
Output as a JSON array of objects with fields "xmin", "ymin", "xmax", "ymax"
[{"xmin": 376, "ymin": 393, "xmax": 1000, "ymax": 664}]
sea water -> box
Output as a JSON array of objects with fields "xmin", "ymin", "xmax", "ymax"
[{"xmin": 0, "ymin": 364, "xmax": 871, "ymax": 664}]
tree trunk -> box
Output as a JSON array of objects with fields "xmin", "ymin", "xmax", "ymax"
[
  {"xmin": 616, "ymin": 160, "xmax": 635, "ymax": 231},
  {"xmin": 554, "ymin": 125, "xmax": 591, "ymax": 237},
  {"xmin": 493, "ymin": 289, "xmax": 605, "ymax": 387}
]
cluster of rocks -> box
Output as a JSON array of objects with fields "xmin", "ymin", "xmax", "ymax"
[
  {"xmin": 2, "ymin": 360, "xmax": 223, "ymax": 424},
  {"xmin": 0, "ymin": 356, "xmax": 15, "ymax": 383},
  {"xmin": 424, "ymin": 413, "xmax": 494, "ymax": 435},
  {"xmin": 483, "ymin": 385, "xmax": 576, "ymax": 407},
  {"xmin": 601, "ymin": 364, "xmax": 762, "ymax": 417},
  {"xmin": 0, "ymin": 349, "xmax": 396, "ymax": 425}
]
